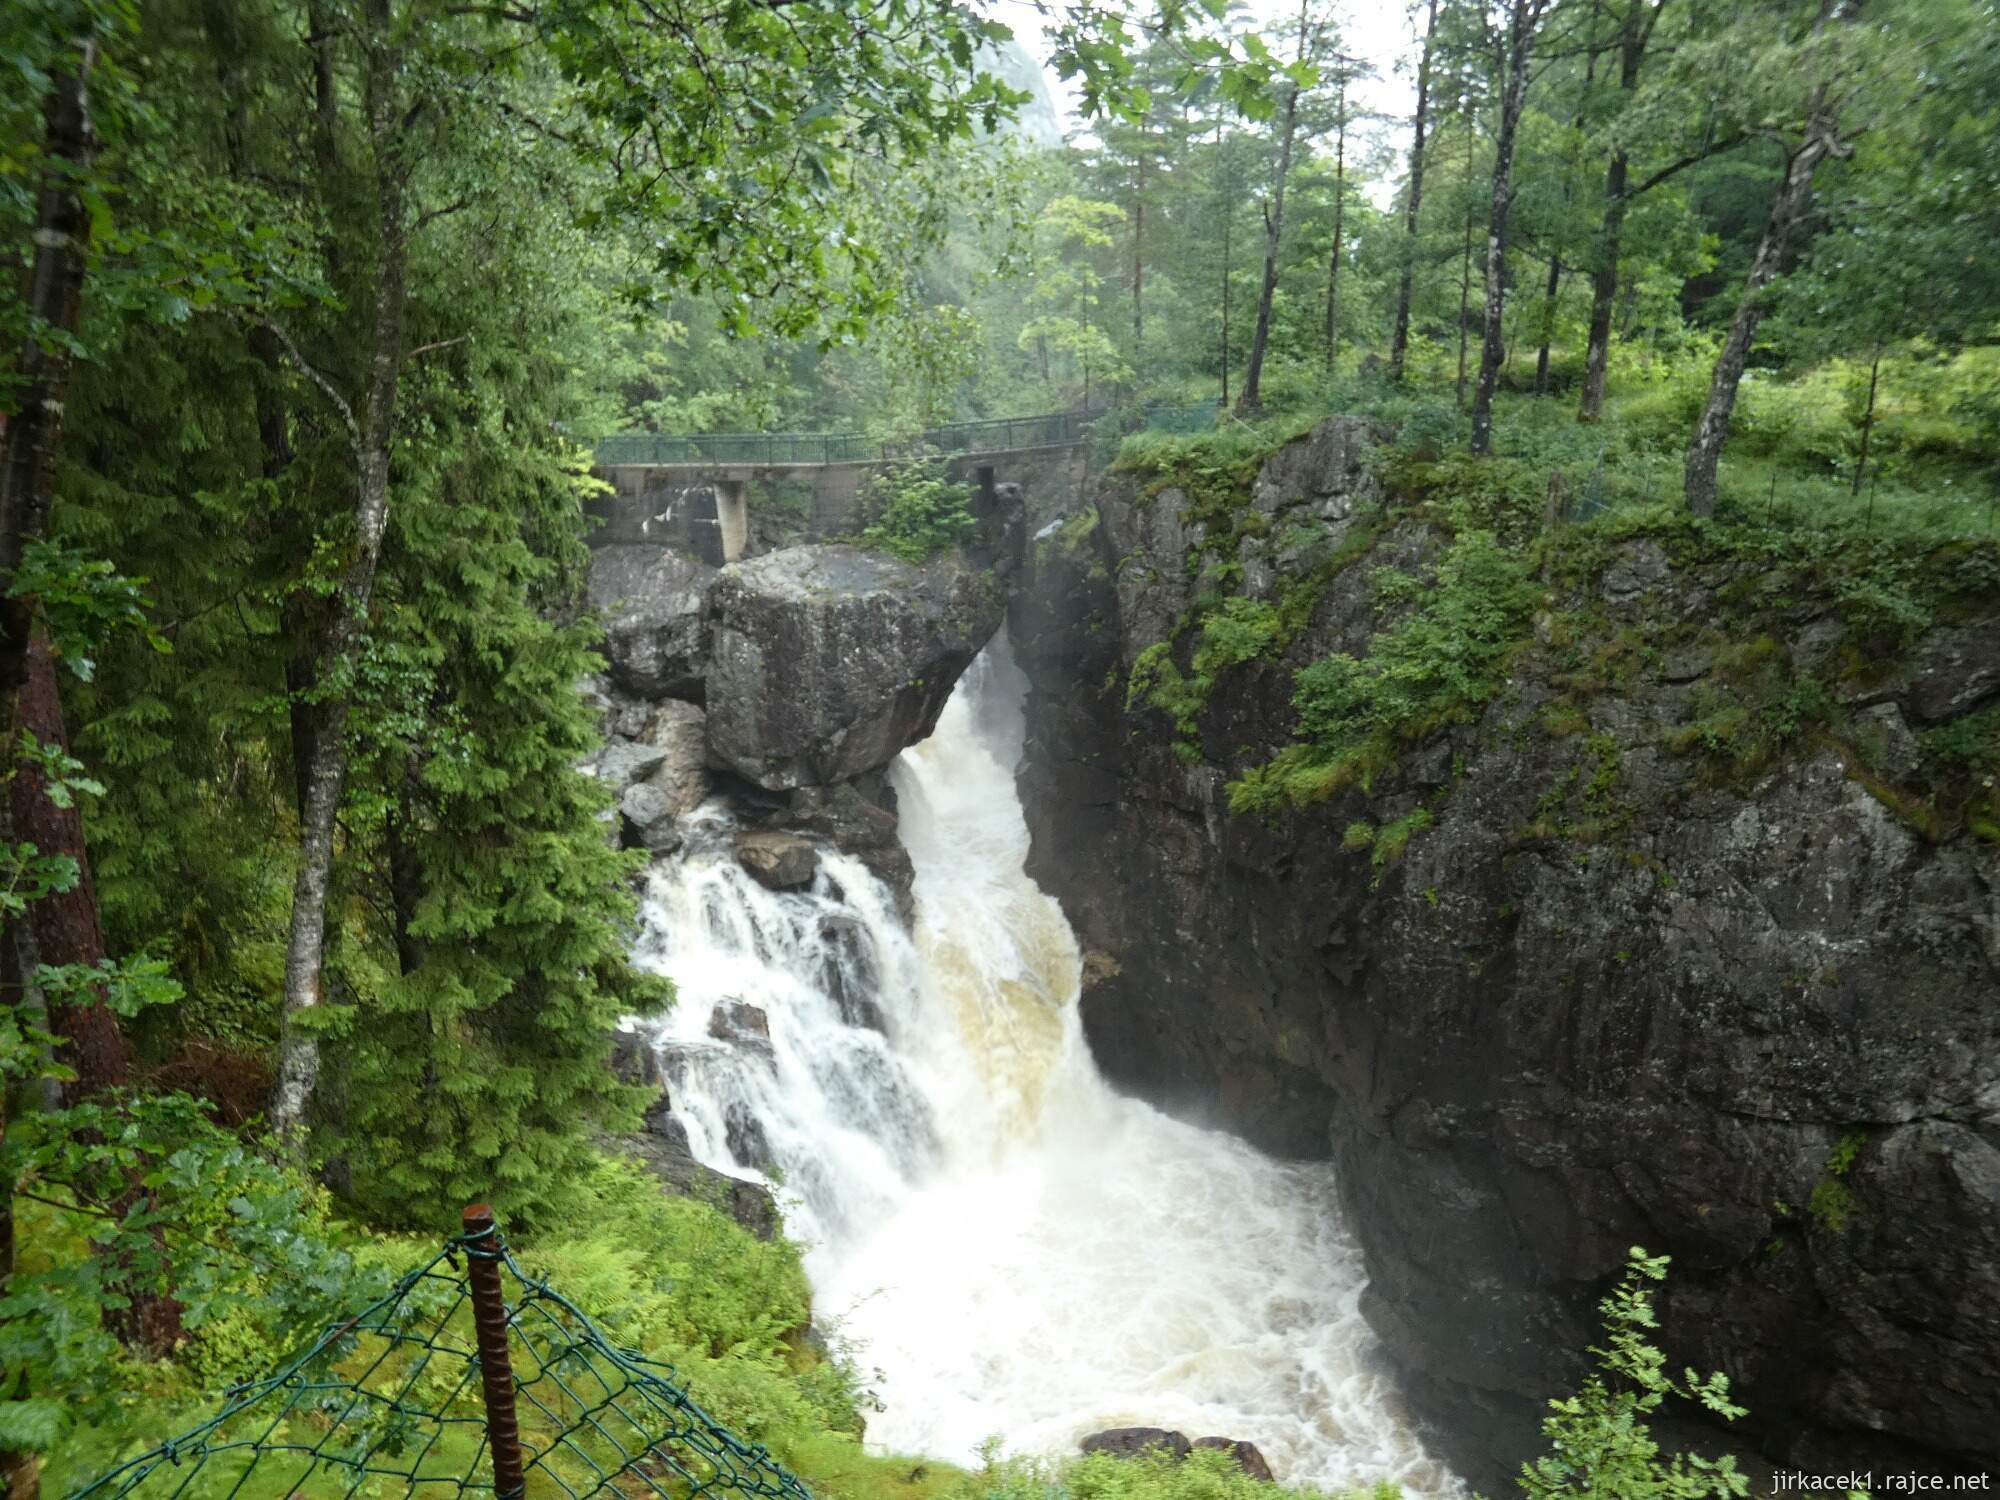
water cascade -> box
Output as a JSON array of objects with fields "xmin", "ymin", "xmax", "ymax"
[{"xmin": 633, "ymin": 641, "xmax": 1455, "ymax": 1496}]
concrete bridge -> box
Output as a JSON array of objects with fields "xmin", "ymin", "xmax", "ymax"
[{"xmin": 587, "ymin": 408, "xmax": 1099, "ymax": 564}]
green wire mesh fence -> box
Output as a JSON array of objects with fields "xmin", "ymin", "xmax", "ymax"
[{"xmin": 68, "ymin": 1206, "xmax": 818, "ymax": 1500}]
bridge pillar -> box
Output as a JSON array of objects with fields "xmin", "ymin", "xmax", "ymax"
[{"xmin": 715, "ymin": 480, "xmax": 748, "ymax": 562}]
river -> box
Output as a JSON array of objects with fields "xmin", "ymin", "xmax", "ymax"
[{"xmin": 632, "ymin": 639, "xmax": 1455, "ymax": 1495}]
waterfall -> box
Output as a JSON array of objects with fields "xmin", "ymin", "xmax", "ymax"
[{"xmin": 633, "ymin": 639, "xmax": 1457, "ymax": 1496}]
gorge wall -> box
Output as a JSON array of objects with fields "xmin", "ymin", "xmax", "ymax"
[{"xmin": 1011, "ymin": 419, "xmax": 2000, "ymax": 1490}]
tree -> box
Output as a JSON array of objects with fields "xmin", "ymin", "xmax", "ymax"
[
  {"xmin": 1239, "ymin": 0, "xmax": 1335, "ymax": 413},
  {"xmin": 267, "ymin": 0, "xmax": 1023, "ymax": 1143},
  {"xmin": 1520, "ymin": 1247, "xmax": 1750, "ymax": 1499},
  {"xmin": 1469, "ymin": 0, "xmax": 1557, "ymax": 455},
  {"xmin": 1684, "ymin": 0, "xmax": 1867, "ymax": 515},
  {"xmin": 1389, "ymin": 0, "xmax": 1442, "ymax": 384}
]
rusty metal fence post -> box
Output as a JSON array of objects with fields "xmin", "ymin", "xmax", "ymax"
[{"xmin": 461, "ymin": 1203, "xmax": 529, "ymax": 1499}]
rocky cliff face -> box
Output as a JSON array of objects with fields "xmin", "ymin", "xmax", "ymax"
[{"xmin": 1013, "ymin": 419, "xmax": 2000, "ymax": 1489}]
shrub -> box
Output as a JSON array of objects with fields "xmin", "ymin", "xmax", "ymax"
[
  {"xmin": 1519, "ymin": 1247, "xmax": 1749, "ymax": 1500},
  {"xmin": 856, "ymin": 459, "xmax": 977, "ymax": 562}
]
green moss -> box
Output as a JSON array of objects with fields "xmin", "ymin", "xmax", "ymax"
[
  {"xmin": 1372, "ymin": 807, "xmax": 1433, "ymax": 868},
  {"xmin": 1231, "ymin": 531, "xmax": 1539, "ymax": 814}
]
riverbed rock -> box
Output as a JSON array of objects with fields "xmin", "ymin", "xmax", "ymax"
[
  {"xmin": 588, "ymin": 543, "xmax": 715, "ymax": 701},
  {"xmin": 708, "ymin": 1000, "xmax": 773, "ymax": 1049},
  {"xmin": 734, "ymin": 830, "xmax": 819, "ymax": 890},
  {"xmin": 1014, "ymin": 417, "xmax": 2000, "ymax": 1491},
  {"xmin": 641, "ymin": 699, "xmax": 711, "ymax": 816},
  {"xmin": 1190, "ymin": 1438, "xmax": 1273, "ymax": 1481},
  {"xmin": 613, "ymin": 1129, "xmax": 778, "ymax": 1241},
  {"xmin": 619, "ymin": 782, "xmax": 680, "ymax": 853},
  {"xmin": 704, "ymin": 544, "xmax": 1001, "ymax": 790},
  {"xmin": 597, "ymin": 738, "xmax": 669, "ymax": 792},
  {"xmin": 608, "ymin": 1028, "xmax": 660, "ymax": 1089},
  {"xmin": 1079, "ymin": 1429, "xmax": 1191, "ymax": 1462},
  {"xmin": 786, "ymin": 776, "xmax": 914, "ymax": 918}
]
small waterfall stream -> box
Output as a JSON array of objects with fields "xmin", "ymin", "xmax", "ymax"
[{"xmin": 632, "ymin": 640, "xmax": 1456, "ymax": 1495}]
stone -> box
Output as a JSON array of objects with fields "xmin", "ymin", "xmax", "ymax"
[
  {"xmin": 612, "ymin": 1130, "xmax": 778, "ymax": 1241},
  {"xmin": 1907, "ymin": 618, "xmax": 2000, "ymax": 723},
  {"xmin": 641, "ymin": 1093, "xmax": 691, "ymax": 1155},
  {"xmin": 1856, "ymin": 701, "xmax": 1921, "ymax": 780},
  {"xmin": 734, "ymin": 830, "xmax": 820, "ymax": 890},
  {"xmin": 1600, "ymin": 540, "xmax": 1670, "ymax": 605},
  {"xmin": 608, "ymin": 1028, "xmax": 660, "ymax": 1089},
  {"xmin": 787, "ymin": 777, "xmax": 914, "ymax": 919},
  {"xmin": 587, "ymin": 543, "xmax": 715, "ymax": 700},
  {"xmin": 819, "ymin": 915, "xmax": 887, "ymax": 1032},
  {"xmin": 1190, "ymin": 1439, "xmax": 1273, "ymax": 1482},
  {"xmin": 708, "ymin": 1000, "xmax": 772, "ymax": 1048},
  {"xmin": 597, "ymin": 739, "xmax": 670, "ymax": 792},
  {"xmin": 641, "ymin": 700, "xmax": 710, "ymax": 816},
  {"xmin": 619, "ymin": 782, "xmax": 680, "ymax": 853},
  {"xmin": 705, "ymin": 544, "xmax": 1001, "ymax": 790},
  {"xmin": 1079, "ymin": 1429, "xmax": 1191, "ymax": 1462}
]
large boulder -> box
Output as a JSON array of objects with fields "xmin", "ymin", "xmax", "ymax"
[
  {"xmin": 733, "ymin": 830, "xmax": 819, "ymax": 891},
  {"xmin": 705, "ymin": 545, "xmax": 1000, "ymax": 790},
  {"xmin": 1079, "ymin": 1429, "xmax": 1191, "ymax": 1462},
  {"xmin": 588, "ymin": 544, "xmax": 715, "ymax": 700}
]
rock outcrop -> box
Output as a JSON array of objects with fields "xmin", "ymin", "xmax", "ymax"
[
  {"xmin": 587, "ymin": 544, "xmax": 714, "ymax": 701},
  {"xmin": 705, "ymin": 545, "xmax": 1002, "ymax": 790},
  {"xmin": 1015, "ymin": 418, "xmax": 2000, "ymax": 1489}
]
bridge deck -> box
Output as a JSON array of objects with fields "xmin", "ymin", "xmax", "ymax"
[{"xmin": 590, "ymin": 408, "xmax": 1100, "ymax": 468}]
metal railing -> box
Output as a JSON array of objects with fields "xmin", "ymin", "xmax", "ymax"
[{"xmin": 591, "ymin": 407, "xmax": 1103, "ymax": 468}]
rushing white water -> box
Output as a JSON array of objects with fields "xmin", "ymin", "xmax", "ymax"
[{"xmin": 633, "ymin": 640, "xmax": 1457, "ymax": 1496}]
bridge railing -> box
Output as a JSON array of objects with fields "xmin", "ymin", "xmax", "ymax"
[{"xmin": 590, "ymin": 407, "xmax": 1104, "ymax": 467}]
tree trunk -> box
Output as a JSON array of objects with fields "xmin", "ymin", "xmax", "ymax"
[
  {"xmin": 1684, "ymin": 88, "xmax": 1844, "ymax": 515},
  {"xmin": 1, "ymin": 46, "xmax": 98, "ymax": 714},
  {"xmin": 1577, "ymin": 147, "xmax": 1628, "ymax": 422},
  {"xmin": 1471, "ymin": 0, "xmax": 1546, "ymax": 456},
  {"xmin": 1238, "ymin": 0, "xmax": 1309, "ymax": 415},
  {"xmin": 1533, "ymin": 256, "xmax": 1562, "ymax": 394},
  {"xmin": 271, "ymin": 0, "xmax": 409, "ymax": 1146},
  {"xmin": 11, "ymin": 636, "xmax": 133, "ymax": 1100},
  {"xmin": 1132, "ymin": 153, "xmax": 1145, "ymax": 364},
  {"xmin": 1219, "ymin": 121, "xmax": 1231, "ymax": 407},
  {"xmin": 1389, "ymin": 0, "xmax": 1439, "ymax": 384},
  {"xmin": 1456, "ymin": 123, "xmax": 1475, "ymax": 410},
  {"xmin": 1578, "ymin": 2, "xmax": 1650, "ymax": 422},
  {"xmin": 1324, "ymin": 78, "xmax": 1347, "ymax": 371},
  {"xmin": 1851, "ymin": 341, "xmax": 1882, "ymax": 495}
]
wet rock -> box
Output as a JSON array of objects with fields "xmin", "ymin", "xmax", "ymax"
[
  {"xmin": 609, "ymin": 1028, "xmax": 660, "ymax": 1089},
  {"xmin": 723, "ymin": 1102, "xmax": 776, "ymax": 1175},
  {"xmin": 786, "ymin": 776, "xmax": 914, "ymax": 919},
  {"xmin": 612, "ymin": 1130, "xmax": 778, "ymax": 1241},
  {"xmin": 734, "ymin": 830, "xmax": 820, "ymax": 890},
  {"xmin": 597, "ymin": 739, "xmax": 670, "ymax": 793},
  {"xmin": 819, "ymin": 915, "xmax": 887, "ymax": 1032},
  {"xmin": 1190, "ymin": 1438, "xmax": 1273, "ymax": 1482},
  {"xmin": 640, "ymin": 1093, "xmax": 691, "ymax": 1155},
  {"xmin": 587, "ymin": 544, "xmax": 714, "ymax": 700},
  {"xmin": 620, "ymin": 782, "xmax": 681, "ymax": 853},
  {"xmin": 1079, "ymin": 1429, "xmax": 1191, "ymax": 1462},
  {"xmin": 642, "ymin": 700, "xmax": 710, "ymax": 816},
  {"xmin": 708, "ymin": 1000, "xmax": 772, "ymax": 1049},
  {"xmin": 705, "ymin": 544, "xmax": 1000, "ymax": 790}
]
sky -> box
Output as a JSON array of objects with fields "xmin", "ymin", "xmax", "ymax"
[{"xmin": 984, "ymin": 0, "xmax": 1423, "ymax": 203}]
